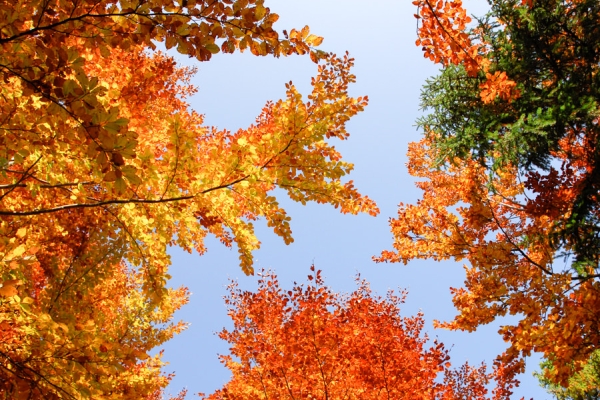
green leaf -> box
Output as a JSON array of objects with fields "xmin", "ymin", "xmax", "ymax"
[
  {"xmin": 205, "ymin": 43, "xmax": 220, "ymax": 54},
  {"xmin": 176, "ymin": 24, "xmax": 191, "ymax": 36},
  {"xmin": 104, "ymin": 118, "xmax": 128, "ymax": 134},
  {"xmin": 98, "ymin": 131, "xmax": 115, "ymax": 150},
  {"xmin": 19, "ymin": 302, "xmax": 31, "ymax": 313},
  {"xmin": 121, "ymin": 165, "xmax": 142, "ymax": 185},
  {"xmin": 114, "ymin": 177, "xmax": 127, "ymax": 194}
]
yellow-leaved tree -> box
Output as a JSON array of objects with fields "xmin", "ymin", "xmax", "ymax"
[{"xmin": 0, "ymin": 0, "xmax": 378, "ymax": 397}]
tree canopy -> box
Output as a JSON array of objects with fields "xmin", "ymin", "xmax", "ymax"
[
  {"xmin": 537, "ymin": 349, "xmax": 600, "ymax": 399},
  {"xmin": 378, "ymin": 0, "xmax": 600, "ymax": 392},
  {"xmin": 0, "ymin": 0, "xmax": 377, "ymax": 397},
  {"xmin": 10, "ymin": 0, "xmax": 600, "ymax": 397},
  {"xmin": 204, "ymin": 266, "xmax": 520, "ymax": 399}
]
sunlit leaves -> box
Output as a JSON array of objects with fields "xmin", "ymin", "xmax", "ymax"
[
  {"xmin": 387, "ymin": 0, "xmax": 600, "ymax": 390},
  {"xmin": 0, "ymin": 208, "xmax": 190, "ymax": 398},
  {"xmin": 0, "ymin": 1, "xmax": 376, "ymax": 397},
  {"xmin": 204, "ymin": 266, "xmax": 516, "ymax": 399},
  {"xmin": 413, "ymin": 0, "xmax": 520, "ymax": 104},
  {"xmin": 378, "ymin": 135, "xmax": 600, "ymax": 386},
  {"xmin": 414, "ymin": 0, "xmax": 482, "ymax": 75}
]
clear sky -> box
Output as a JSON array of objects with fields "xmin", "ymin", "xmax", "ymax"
[{"xmin": 161, "ymin": 1, "xmax": 549, "ymax": 398}]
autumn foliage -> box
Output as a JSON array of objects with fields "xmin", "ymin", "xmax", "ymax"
[
  {"xmin": 205, "ymin": 267, "xmax": 522, "ymax": 400},
  {"xmin": 413, "ymin": 0, "xmax": 519, "ymax": 103},
  {"xmin": 0, "ymin": 0, "xmax": 378, "ymax": 397},
  {"xmin": 380, "ymin": 0, "xmax": 600, "ymax": 393}
]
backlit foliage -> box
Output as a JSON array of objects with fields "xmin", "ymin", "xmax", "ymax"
[
  {"xmin": 380, "ymin": 0, "xmax": 600, "ymax": 391},
  {"xmin": 537, "ymin": 350, "xmax": 600, "ymax": 399},
  {"xmin": 413, "ymin": 0, "xmax": 519, "ymax": 103},
  {"xmin": 0, "ymin": 0, "xmax": 377, "ymax": 397},
  {"xmin": 204, "ymin": 267, "xmax": 521, "ymax": 399}
]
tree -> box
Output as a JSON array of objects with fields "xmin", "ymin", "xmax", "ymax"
[
  {"xmin": 0, "ymin": 1, "xmax": 378, "ymax": 397},
  {"xmin": 378, "ymin": 0, "xmax": 600, "ymax": 390},
  {"xmin": 536, "ymin": 350, "xmax": 600, "ymax": 399},
  {"xmin": 204, "ymin": 266, "xmax": 522, "ymax": 400}
]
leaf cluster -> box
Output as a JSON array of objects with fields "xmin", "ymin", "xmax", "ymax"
[
  {"xmin": 205, "ymin": 267, "xmax": 518, "ymax": 399},
  {"xmin": 419, "ymin": 0, "xmax": 600, "ymax": 171},
  {"xmin": 0, "ymin": 1, "xmax": 378, "ymax": 397},
  {"xmin": 380, "ymin": 0, "xmax": 600, "ymax": 392}
]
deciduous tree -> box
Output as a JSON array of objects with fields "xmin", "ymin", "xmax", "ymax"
[
  {"xmin": 204, "ymin": 266, "xmax": 521, "ymax": 400},
  {"xmin": 0, "ymin": 1, "xmax": 378, "ymax": 397},
  {"xmin": 378, "ymin": 0, "xmax": 600, "ymax": 390}
]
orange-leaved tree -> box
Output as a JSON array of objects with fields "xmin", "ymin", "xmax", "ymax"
[
  {"xmin": 0, "ymin": 1, "xmax": 378, "ymax": 398},
  {"xmin": 379, "ymin": 0, "xmax": 600, "ymax": 391},
  {"xmin": 204, "ymin": 266, "xmax": 522, "ymax": 399}
]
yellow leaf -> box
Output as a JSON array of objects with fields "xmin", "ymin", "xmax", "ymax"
[
  {"xmin": 11, "ymin": 245, "xmax": 26, "ymax": 258},
  {"xmin": 205, "ymin": 43, "xmax": 220, "ymax": 54},
  {"xmin": 305, "ymin": 34, "xmax": 324, "ymax": 47},
  {"xmin": 255, "ymin": 5, "xmax": 266, "ymax": 20}
]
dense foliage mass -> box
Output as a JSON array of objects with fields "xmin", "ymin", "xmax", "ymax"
[
  {"xmin": 0, "ymin": 0, "xmax": 378, "ymax": 397},
  {"xmin": 537, "ymin": 349, "xmax": 600, "ymax": 399},
  {"xmin": 9, "ymin": 0, "xmax": 600, "ymax": 397},
  {"xmin": 378, "ymin": 0, "xmax": 600, "ymax": 394},
  {"xmin": 205, "ymin": 267, "xmax": 521, "ymax": 399}
]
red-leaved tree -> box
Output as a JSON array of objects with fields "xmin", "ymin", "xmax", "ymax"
[{"xmin": 204, "ymin": 266, "xmax": 522, "ymax": 399}]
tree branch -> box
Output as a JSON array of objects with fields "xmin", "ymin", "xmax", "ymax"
[{"xmin": 0, "ymin": 175, "xmax": 251, "ymax": 216}]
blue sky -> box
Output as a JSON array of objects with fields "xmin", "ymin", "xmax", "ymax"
[{"xmin": 162, "ymin": 1, "xmax": 549, "ymax": 398}]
